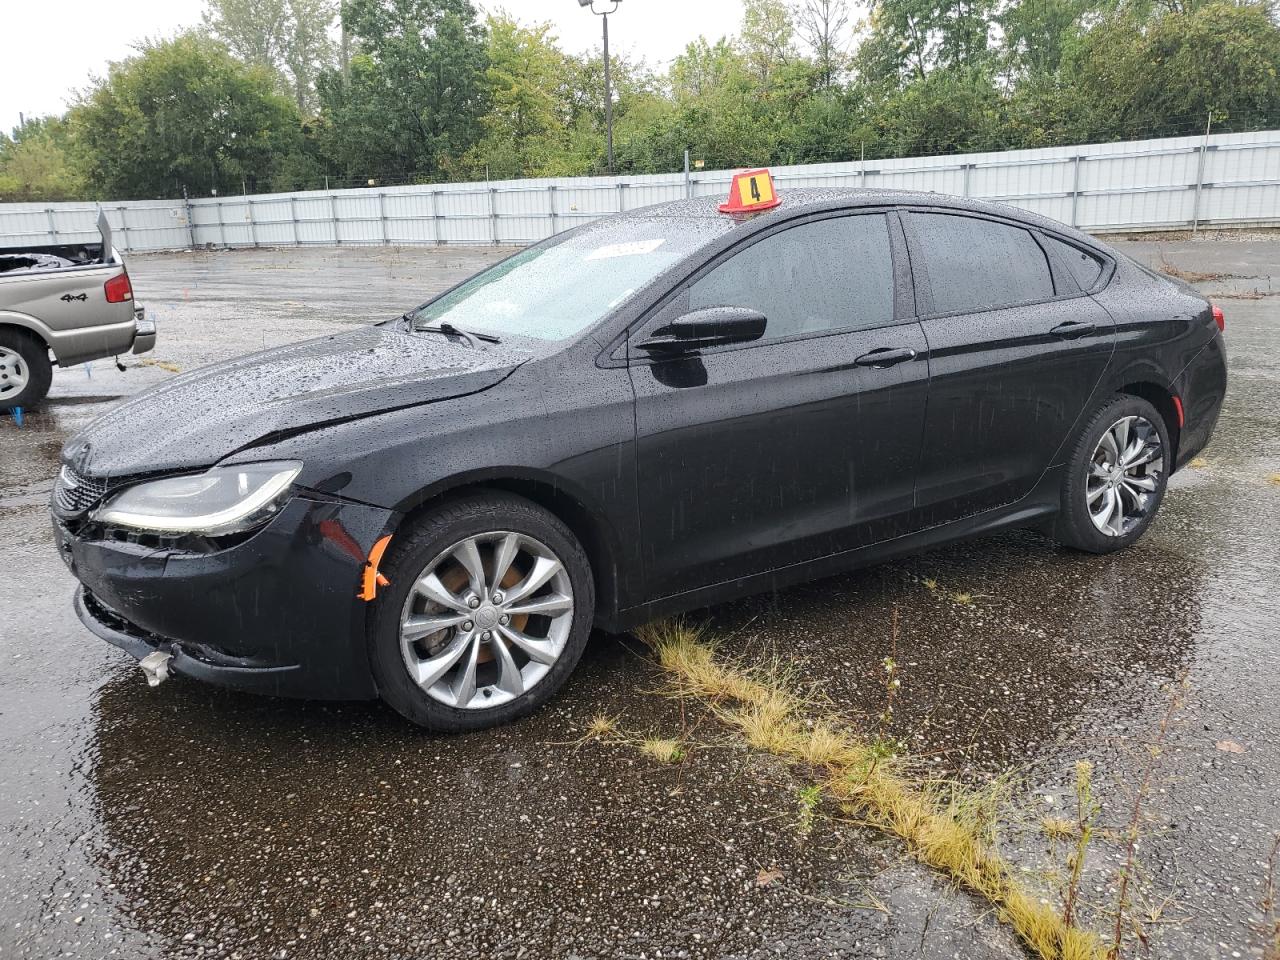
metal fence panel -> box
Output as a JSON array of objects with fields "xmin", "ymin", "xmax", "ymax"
[{"xmin": 3, "ymin": 129, "xmax": 1277, "ymax": 253}]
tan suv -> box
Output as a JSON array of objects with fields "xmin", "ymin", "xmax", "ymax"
[{"xmin": 0, "ymin": 212, "xmax": 155, "ymax": 408}]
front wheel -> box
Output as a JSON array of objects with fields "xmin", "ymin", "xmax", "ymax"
[
  {"xmin": 1054, "ymin": 395, "xmax": 1171, "ymax": 554},
  {"xmin": 370, "ymin": 492, "xmax": 595, "ymax": 732}
]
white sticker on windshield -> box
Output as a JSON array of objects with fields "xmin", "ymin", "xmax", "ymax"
[{"xmin": 586, "ymin": 238, "xmax": 666, "ymax": 261}]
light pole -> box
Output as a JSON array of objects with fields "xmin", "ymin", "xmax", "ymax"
[{"xmin": 578, "ymin": 0, "xmax": 620, "ymax": 174}]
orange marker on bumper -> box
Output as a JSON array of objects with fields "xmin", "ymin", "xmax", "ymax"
[{"xmin": 359, "ymin": 535, "xmax": 393, "ymax": 601}]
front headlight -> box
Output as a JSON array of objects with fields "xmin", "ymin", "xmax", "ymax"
[{"xmin": 92, "ymin": 461, "xmax": 302, "ymax": 536}]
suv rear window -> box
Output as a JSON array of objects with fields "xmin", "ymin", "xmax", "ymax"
[{"xmin": 912, "ymin": 213, "xmax": 1055, "ymax": 315}]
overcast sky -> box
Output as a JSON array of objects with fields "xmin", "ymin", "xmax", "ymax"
[{"xmin": 1, "ymin": 0, "xmax": 745, "ymax": 134}]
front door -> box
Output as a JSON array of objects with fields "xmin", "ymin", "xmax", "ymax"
[{"xmin": 628, "ymin": 211, "xmax": 931, "ymax": 601}]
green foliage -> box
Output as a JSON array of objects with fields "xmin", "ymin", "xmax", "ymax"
[
  {"xmin": 1059, "ymin": 2, "xmax": 1280, "ymax": 140},
  {"xmin": 317, "ymin": 0, "xmax": 488, "ymax": 182},
  {"xmin": 8, "ymin": 0, "xmax": 1280, "ymax": 200},
  {"xmin": 67, "ymin": 33, "xmax": 308, "ymax": 199},
  {"xmin": 0, "ymin": 118, "xmax": 85, "ymax": 202},
  {"xmin": 203, "ymin": 0, "xmax": 337, "ymax": 112},
  {"xmin": 465, "ymin": 15, "xmax": 578, "ymax": 179},
  {"xmin": 862, "ymin": 65, "xmax": 1010, "ymax": 157}
]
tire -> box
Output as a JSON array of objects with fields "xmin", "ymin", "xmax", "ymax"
[
  {"xmin": 1054, "ymin": 394, "xmax": 1171, "ymax": 554},
  {"xmin": 370, "ymin": 492, "xmax": 595, "ymax": 732},
  {"xmin": 0, "ymin": 328, "xmax": 53, "ymax": 410}
]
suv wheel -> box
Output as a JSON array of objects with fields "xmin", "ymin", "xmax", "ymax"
[
  {"xmin": 0, "ymin": 330, "xmax": 53, "ymax": 410},
  {"xmin": 370, "ymin": 492, "xmax": 595, "ymax": 731},
  {"xmin": 1054, "ymin": 394, "xmax": 1171, "ymax": 554}
]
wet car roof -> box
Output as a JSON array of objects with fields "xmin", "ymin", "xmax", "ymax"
[{"xmin": 618, "ymin": 187, "xmax": 1099, "ymax": 247}]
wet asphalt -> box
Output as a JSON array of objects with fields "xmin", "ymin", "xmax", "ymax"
[{"xmin": 1, "ymin": 238, "xmax": 1277, "ymax": 959}]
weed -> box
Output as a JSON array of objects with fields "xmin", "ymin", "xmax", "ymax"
[
  {"xmin": 921, "ymin": 577, "xmax": 977, "ymax": 607},
  {"xmin": 1157, "ymin": 255, "xmax": 1226, "ymax": 284},
  {"xmin": 796, "ymin": 784, "xmax": 823, "ymax": 836},
  {"xmin": 1260, "ymin": 834, "xmax": 1280, "ymax": 960},
  {"xmin": 1042, "ymin": 816, "xmax": 1076, "ymax": 841},
  {"xmin": 1107, "ymin": 673, "xmax": 1189, "ymax": 959},
  {"xmin": 134, "ymin": 357, "xmax": 183, "ymax": 374},
  {"xmin": 585, "ymin": 714, "xmax": 619, "ymax": 739},
  {"xmin": 636, "ymin": 619, "xmax": 1103, "ymax": 960},
  {"xmin": 877, "ymin": 607, "xmax": 902, "ymax": 748},
  {"xmin": 1064, "ymin": 761, "xmax": 1099, "ymax": 930},
  {"xmin": 639, "ymin": 737, "xmax": 685, "ymax": 764}
]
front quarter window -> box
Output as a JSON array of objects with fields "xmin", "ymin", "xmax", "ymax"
[{"xmin": 408, "ymin": 218, "xmax": 732, "ymax": 342}]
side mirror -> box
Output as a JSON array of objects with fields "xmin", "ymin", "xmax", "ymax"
[{"xmin": 637, "ymin": 306, "xmax": 767, "ymax": 354}]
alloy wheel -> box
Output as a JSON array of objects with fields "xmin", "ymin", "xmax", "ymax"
[
  {"xmin": 0, "ymin": 346, "xmax": 29, "ymax": 400},
  {"xmin": 1086, "ymin": 415, "xmax": 1164, "ymax": 537},
  {"xmin": 399, "ymin": 531, "xmax": 575, "ymax": 710}
]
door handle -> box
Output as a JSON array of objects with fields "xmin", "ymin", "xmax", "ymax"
[
  {"xmin": 854, "ymin": 347, "xmax": 917, "ymax": 368},
  {"xmin": 1050, "ymin": 320, "xmax": 1096, "ymax": 339}
]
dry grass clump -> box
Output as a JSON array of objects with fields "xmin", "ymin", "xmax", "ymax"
[
  {"xmin": 1042, "ymin": 816, "xmax": 1077, "ymax": 841},
  {"xmin": 585, "ymin": 714, "xmax": 619, "ymax": 739},
  {"xmin": 635, "ymin": 619, "xmax": 1102, "ymax": 960},
  {"xmin": 639, "ymin": 737, "xmax": 685, "ymax": 764},
  {"xmin": 1157, "ymin": 256, "xmax": 1226, "ymax": 283}
]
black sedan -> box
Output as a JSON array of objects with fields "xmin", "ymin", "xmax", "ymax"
[{"xmin": 51, "ymin": 184, "xmax": 1227, "ymax": 731}]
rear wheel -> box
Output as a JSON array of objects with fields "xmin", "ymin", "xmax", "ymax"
[
  {"xmin": 0, "ymin": 329, "xmax": 52, "ymax": 410},
  {"xmin": 1054, "ymin": 394, "xmax": 1171, "ymax": 553},
  {"xmin": 370, "ymin": 492, "xmax": 595, "ymax": 731}
]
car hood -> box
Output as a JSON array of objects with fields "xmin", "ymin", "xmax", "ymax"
[{"xmin": 64, "ymin": 325, "xmax": 529, "ymax": 477}]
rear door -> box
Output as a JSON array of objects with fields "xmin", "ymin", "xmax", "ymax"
[
  {"xmin": 903, "ymin": 210, "xmax": 1115, "ymax": 526},
  {"xmin": 627, "ymin": 211, "xmax": 931, "ymax": 600}
]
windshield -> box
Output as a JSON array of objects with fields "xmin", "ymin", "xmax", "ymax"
[{"xmin": 407, "ymin": 216, "xmax": 733, "ymax": 341}]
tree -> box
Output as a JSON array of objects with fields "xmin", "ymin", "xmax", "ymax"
[
  {"xmin": 1058, "ymin": 2, "xmax": 1280, "ymax": 141},
  {"xmin": 854, "ymin": 0, "xmax": 996, "ymax": 85},
  {"xmin": 864, "ymin": 65, "xmax": 1007, "ymax": 156},
  {"xmin": 792, "ymin": 0, "xmax": 852, "ymax": 87},
  {"xmin": 0, "ymin": 117, "xmax": 85, "ymax": 202},
  {"xmin": 998, "ymin": 0, "xmax": 1099, "ymax": 80},
  {"xmin": 467, "ymin": 15, "xmax": 572, "ymax": 179},
  {"xmin": 203, "ymin": 0, "xmax": 338, "ymax": 112},
  {"xmin": 318, "ymin": 0, "xmax": 488, "ymax": 181},
  {"xmin": 738, "ymin": 0, "xmax": 796, "ymax": 81},
  {"xmin": 68, "ymin": 33, "xmax": 308, "ymax": 199}
]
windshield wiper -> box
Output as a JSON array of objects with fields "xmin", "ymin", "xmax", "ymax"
[{"xmin": 401, "ymin": 313, "xmax": 501, "ymax": 347}]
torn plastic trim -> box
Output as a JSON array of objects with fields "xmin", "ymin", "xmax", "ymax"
[{"xmin": 139, "ymin": 650, "xmax": 173, "ymax": 686}]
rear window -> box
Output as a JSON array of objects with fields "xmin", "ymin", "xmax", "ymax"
[
  {"xmin": 1043, "ymin": 235, "xmax": 1105, "ymax": 290},
  {"xmin": 912, "ymin": 213, "xmax": 1055, "ymax": 315}
]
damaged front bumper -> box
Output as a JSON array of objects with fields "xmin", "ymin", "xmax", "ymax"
[{"xmin": 56, "ymin": 494, "xmax": 396, "ymax": 700}]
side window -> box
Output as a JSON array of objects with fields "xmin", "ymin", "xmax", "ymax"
[
  {"xmin": 912, "ymin": 213, "xmax": 1055, "ymax": 315},
  {"xmin": 688, "ymin": 214, "xmax": 894, "ymax": 340},
  {"xmin": 1043, "ymin": 235, "xmax": 1105, "ymax": 291}
]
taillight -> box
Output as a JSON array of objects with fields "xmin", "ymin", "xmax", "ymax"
[
  {"xmin": 1212, "ymin": 304, "xmax": 1225, "ymax": 333},
  {"xmin": 104, "ymin": 273, "xmax": 133, "ymax": 303}
]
